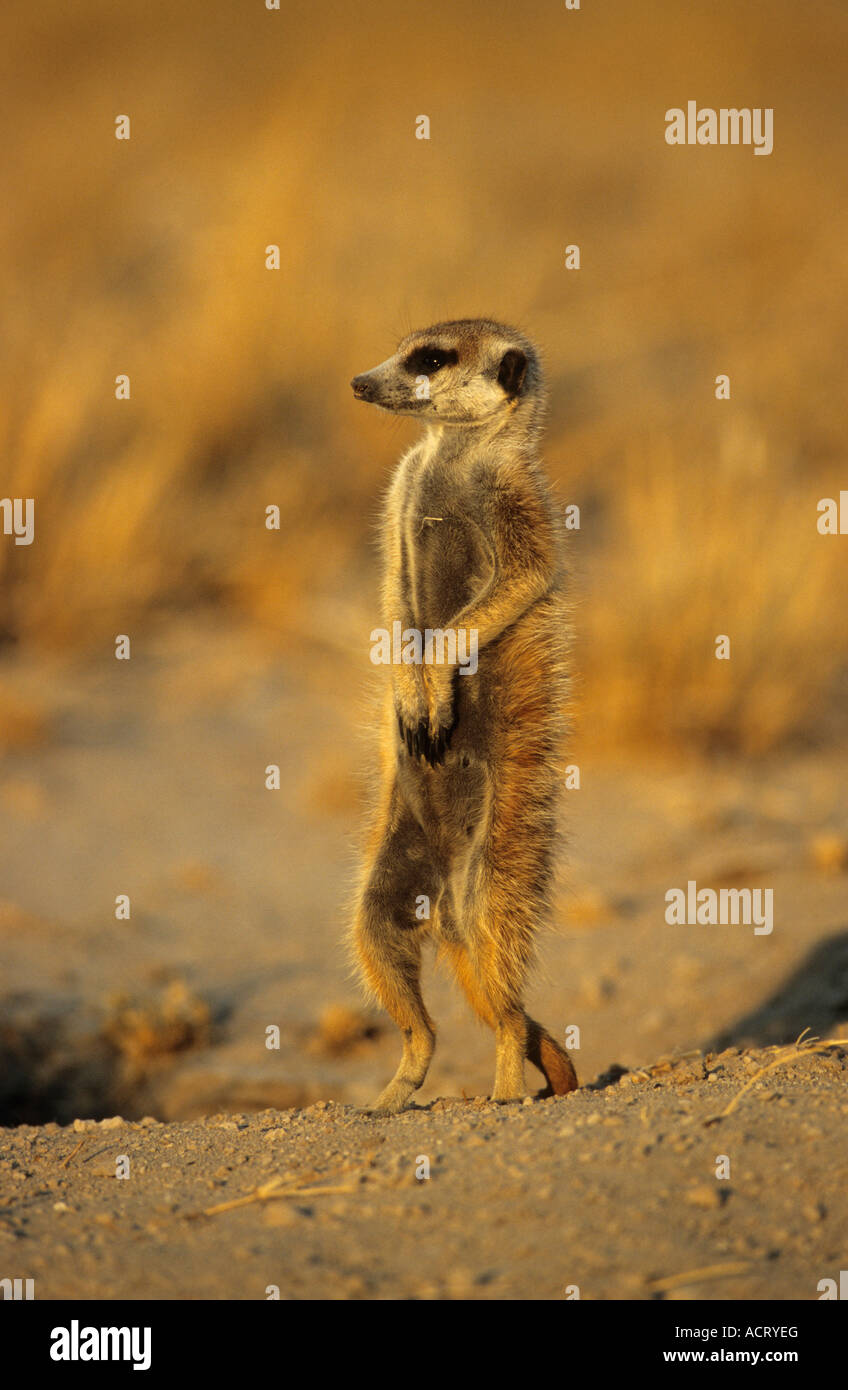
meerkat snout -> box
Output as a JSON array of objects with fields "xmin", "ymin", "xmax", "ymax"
[{"xmin": 350, "ymin": 374, "xmax": 376, "ymax": 400}]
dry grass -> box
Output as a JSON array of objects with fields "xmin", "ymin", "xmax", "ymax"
[
  {"xmin": 307, "ymin": 1004, "xmax": 382, "ymax": 1058},
  {"xmin": 707, "ymin": 1033, "xmax": 848, "ymax": 1124},
  {"xmin": 1, "ymin": 0, "xmax": 846, "ymax": 754},
  {"xmin": 101, "ymin": 981, "xmax": 211, "ymax": 1064},
  {"xmin": 579, "ymin": 423, "xmax": 848, "ymax": 752},
  {"xmin": 187, "ymin": 1170, "xmax": 361, "ymax": 1221}
]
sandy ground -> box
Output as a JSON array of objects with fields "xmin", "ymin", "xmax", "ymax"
[
  {"xmin": 1, "ymin": 618, "xmax": 847, "ymax": 1298},
  {"xmin": 1, "ymin": 1045, "xmax": 846, "ymax": 1301}
]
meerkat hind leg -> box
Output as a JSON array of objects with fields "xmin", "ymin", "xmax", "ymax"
[
  {"xmin": 438, "ymin": 941, "xmax": 527, "ymax": 1102},
  {"xmin": 362, "ymin": 935, "xmax": 435, "ymax": 1114},
  {"xmin": 354, "ymin": 812, "xmax": 438, "ymax": 1113},
  {"xmin": 371, "ymin": 1013, "xmax": 435, "ymax": 1114},
  {"xmin": 491, "ymin": 1005, "xmax": 528, "ymax": 1102}
]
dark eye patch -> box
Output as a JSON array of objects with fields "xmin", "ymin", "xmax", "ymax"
[{"xmin": 402, "ymin": 345, "xmax": 459, "ymax": 376}]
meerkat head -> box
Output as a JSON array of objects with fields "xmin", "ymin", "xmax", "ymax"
[{"xmin": 350, "ymin": 319, "xmax": 542, "ymax": 427}]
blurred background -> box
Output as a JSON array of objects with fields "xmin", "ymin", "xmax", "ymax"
[{"xmin": 1, "ymin": 0, "xmax": 846, "ymax": 1125}]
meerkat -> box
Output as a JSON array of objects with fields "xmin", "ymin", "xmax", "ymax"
[{"xmin": 350, "ymin": 318, "xmax": 578, "ymax": 1113}]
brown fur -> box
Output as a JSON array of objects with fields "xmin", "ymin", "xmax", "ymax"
[{"xmin": 349, "ymin": 319, "xmax": 578, "ymax": 1111}]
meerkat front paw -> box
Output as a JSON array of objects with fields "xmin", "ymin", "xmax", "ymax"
[
  {"xmin": 423, "ymin": 667, "xmax": 457, "ymax": 766},
  {"xmin": 396, "ymin": 711, "xmax": 453, "ymax": 767},
  {"xmin": 396, "ymin": 710, "xmax": 431, "ymax": 761},
  {"xmin": 395, "ymin": 677, "xmax": 454, "ymax": 767},
  {"xmin": 427, "ymin": 718, "xmax": 454, "ymax": 767},
  {"xmin": 394, "ymin": 667, "xmax": 430, "ymax": 758}
]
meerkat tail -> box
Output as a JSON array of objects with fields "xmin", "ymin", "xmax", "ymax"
[{"xmin": 525, "ymin": 1016, "xmax": 579, "ymax": 1095}]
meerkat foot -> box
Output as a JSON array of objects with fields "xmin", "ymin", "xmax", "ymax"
[
  {"xmin": 369, "ymin": 1078, "xmax": 419, "ymax": 1114},
  {"xmin": 367, "ymin": 1021, "xmax": 435, "ymax": 1114}
]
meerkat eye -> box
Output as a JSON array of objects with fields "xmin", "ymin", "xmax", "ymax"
[{"xmin": 403, "ymin": 346, "xmax": 459, "ymax": 376}]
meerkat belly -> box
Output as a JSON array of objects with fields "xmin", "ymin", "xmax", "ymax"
[
  {"xmin": 396, "ymin": 481, "xmax": 560, "ymax": 846},
  {"xmin": 403, "ymin": 487, "xmax": 491, "ymax": 629},
  {"xmin": 398, "ymin": 745, "xmax": 493, "ymax": 881}
]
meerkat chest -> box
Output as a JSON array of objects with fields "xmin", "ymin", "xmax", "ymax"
[{"xmin": 399, "ymin": 469, "xmax": 491, "ymax": 625}]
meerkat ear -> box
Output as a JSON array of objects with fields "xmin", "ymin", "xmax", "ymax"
[{"xmin": 497, "ymin": 347, "xmax": 528, "ymax": 398}]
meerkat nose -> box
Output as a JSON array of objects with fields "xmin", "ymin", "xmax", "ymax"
[{"xmin": 351, "ymin": 375, "xmax": 376, "ymax": 400}]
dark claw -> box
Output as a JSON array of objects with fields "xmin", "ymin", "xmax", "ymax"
[{"xmin": 397, "ymin": 711, "xmax": 457, "ymax": 766}]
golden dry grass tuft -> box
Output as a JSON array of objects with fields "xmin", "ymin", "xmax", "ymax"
[{"xmin": 101, "ymin": 981, "xmax": 211, "ymax": 1065}]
